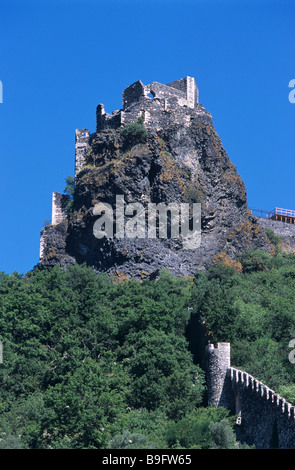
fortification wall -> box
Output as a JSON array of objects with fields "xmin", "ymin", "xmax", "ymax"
[
  {"xmin": 166, "ymin": 76, "xmax": 198, "ymax": 108},
  {"xmin": 96, "ymin": 77, "xmax": 205, "ymax": 133},
  {"xmin": 51, "ymin": 192, "xmax": 69, "ymax": 225},
  {"xmin": 206, "ymin": 343, "xmax": 295, "ymax": 448},
  {"xmin": 257, "ymin": 217, "xmax": 295, "ymax": 254},
  {"xmin": 227, "ymin": 367, "xmax": 295, "ymax": 448},
  {"xmin": 257, "ymin": 217, "xmax": 295, "ymax": 237},
  {"xmin": 122, "ymin": 80, "xmax": 146, "ymax": 110},
  {"xmin": 148, "ymin": 81, "xmax": 188, "ymax": 107},
  {"xmin": 75, "ymin": 129, "xmax": 91, "ymax": 176}
]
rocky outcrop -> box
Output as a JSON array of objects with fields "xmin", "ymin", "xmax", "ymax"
[{"xmin": 38, "ymin": 77, "xmax": 272, "ymax": 278}]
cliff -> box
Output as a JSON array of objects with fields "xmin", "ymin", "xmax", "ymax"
[{"xmin": 38, "ymin": 77, "xmax": 272, "ymax": 278}]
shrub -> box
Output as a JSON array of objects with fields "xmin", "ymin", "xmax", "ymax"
[
  {"xmin": 121, "ymin": 116, "xmax": 147, "ymax": 149},
  {"xmin": 107, "ymin": 430, "xmax": 147, "ymax": 449}
]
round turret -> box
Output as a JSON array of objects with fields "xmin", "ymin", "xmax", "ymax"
[{"xmin": 206, "ymin": 342, "xmax": 231, "ymax": 407}]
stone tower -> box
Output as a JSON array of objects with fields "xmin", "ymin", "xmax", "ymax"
[
  {"xmin": 206, "ymin": 342, "xmax": 231, "ymax": 407},
  {"xmin": 75, "ymin": 129, "xmax": 90, "ymax": 176}
]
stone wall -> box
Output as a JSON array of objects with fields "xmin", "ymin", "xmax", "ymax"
[
  {"xmin": 166, "ymin": 76, "xmax": 198, "ymax": 108},
  {"xmin": 39, "ymin": 192, "xmax": 71, "ymax": 262},
  {"xmin": 257, "ymin": 217, "xmax": 295, "ymax": 254},
  {"xmin": 122, "ymin": 80, "xmax": 146, "ymax": 109},
  {"xmin": 206, "ymin": 343, "xmax": 231, "ymax": 408},
  {"xmin": 75, "ymin": 129, "xmax": 91, "ymax": 176},
  {"xmin": 51, "ymin": 192, "xmax": 69, "ymax": 225},
  {"xmin": 206, "ymin": 342, "xmax": 295, "ymax": 448},
  {"xmin": 96, "ymin": 77, "xmax": 203, "ymax": 133},
  {"xmin": 257, "ymin": 217, "xmax": 295, "ymax": 237},
  {"xmin": 228, "ymin": 367, "xmax": 295, "ymax": 448}
]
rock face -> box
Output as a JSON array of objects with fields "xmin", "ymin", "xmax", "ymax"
[
  {"xmin": 256, "ymin": 217, "xmax": 295, "ymax": 255},
  {"xmin": 39, "ymin": 77, "xmax": 272, "ymax": 278}
]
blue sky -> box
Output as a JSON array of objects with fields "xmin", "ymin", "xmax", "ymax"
[{"xmin": 0, "ymin": 0, "xmax": 294, "ymax": 274}]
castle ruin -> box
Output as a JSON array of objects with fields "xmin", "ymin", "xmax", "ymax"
[
  {"xmin": 41, "ymin": 76, "xmax": 210, "ymax": 249},
  {"xmin": 73, "ymin": 76, "xmax": 209, "ymax": 178}
]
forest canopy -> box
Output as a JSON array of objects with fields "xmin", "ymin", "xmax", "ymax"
[{"xmin": 0, "ymin": 249, "xmax": 294, "ymax": 448}]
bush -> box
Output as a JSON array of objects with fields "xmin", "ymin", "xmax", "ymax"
[
  {"xmin": 209, "ymin": 419, "xmax": 236, "ymax": 449},
  {"xmin": 121, "ymin": 116, "xmax": 147, "ymax": 149},
  {"xmin": 107, "ymin": 430, "xmax": 147, "ymax": 449}
]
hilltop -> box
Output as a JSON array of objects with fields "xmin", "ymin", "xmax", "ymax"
[{"xmin": 39, "ymin": 77, "xmax": 272, "ymax": 278}]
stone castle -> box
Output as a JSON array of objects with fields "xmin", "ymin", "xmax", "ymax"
[
  {"xmin": 38, "ymin": 76, "xmax": 295, "ymax": 448},
  {"xmin": 207, "ymin": 342, "xmax": 295, "ymax": 448},
  {"xmin": 40, "ymin": 76, "xmax": 295, "ymax": 268},
  {"xmin": 39, "ymin": 76, "xmax": 273, "ymax": 271},
  {"xmin": 40, "ymin": 76, "xmax": 208, "ymax": 261},
  {"xmin": 75, "ymin": 76, "xmax": 204, "ymax": 175}
]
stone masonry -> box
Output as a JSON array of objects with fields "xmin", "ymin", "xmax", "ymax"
[
  {"xmin": 95, "ymin": 76, "xmax": 206, "ymax": 135},
  {"xmin": 206, "ymin": 342, "xmax": 295, "ymax": 448},
  {"xmin": 39, "ymin": 192, "xmax": 71, "ymax": 262},
  {"xmin": 75, "ymin": 129, "xmax": 91, "ymax": 177},
  {"xmin": 256, "ymin": 217, "xmax": 295, "ymax": 254}
]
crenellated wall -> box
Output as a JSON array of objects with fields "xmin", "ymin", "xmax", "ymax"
[
  {"xmin": 228, "ymin": 367, "xmax": 295, "ymax": 448},
  {"xmin": 206, "ymin": 343, "xmax": 295, "ymax": 448}
]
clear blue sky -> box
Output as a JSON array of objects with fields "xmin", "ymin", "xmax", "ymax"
[{"xmin": 0, "ymin": 0, "xmax": 294, "ymax": 274}]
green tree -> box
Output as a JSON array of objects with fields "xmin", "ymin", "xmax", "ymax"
[
  {"xmin": 64, "ymin": 176, "xmax": 75, "ymax": 197},
  {"xmin": 122, "ymin": 327, "xmax": 205, "ymax": 419},
  {"xmin": 165, "ymin": 407, "xmax": 232, "ymax": 449},
  {"xmin": 209, "ymin": 419, "xmax": 236, "ymax": 449},
  {"xmin": 121, "ymin": 116, "xmax": 147, "ymax": 149},
  {"xmin": 107, "ymin": 430, "xmax": 148, "ymax": 449},
  {"xmin": 41, "ymin": 356, "xmax": 130, "ymax": 448}
]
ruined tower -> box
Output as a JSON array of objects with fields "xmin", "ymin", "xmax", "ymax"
[
  {"xmin": 95, "ymin": 76, "xmax": 201, "ymax": 134},
  {"xmin": 75, "ymin": 129, "xmax": 90, "ymax": 177},
  {"xmin": 206, "ymin": 342, "xmax": 231, "ymax": 408}
]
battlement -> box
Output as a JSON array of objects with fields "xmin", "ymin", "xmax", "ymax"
[
  {"xmin": 228, "ymin": 367, "xmax": 295, "ymax": 419},
  {"xmin": 206, "ymin": 343, "xmax": 295, "ymax": 447}
]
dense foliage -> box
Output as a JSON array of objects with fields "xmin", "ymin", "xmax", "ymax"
[
  {"xmin": 193, "ymin": 249, "xmax": 295, "ymax": 394},
  {"xmin": 0, "ymin": 248, "xmax": 294, "ymax": 448},
  {"xmin": 120, "ymin": 116, "xmax": 147, "ymax": 149}
]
